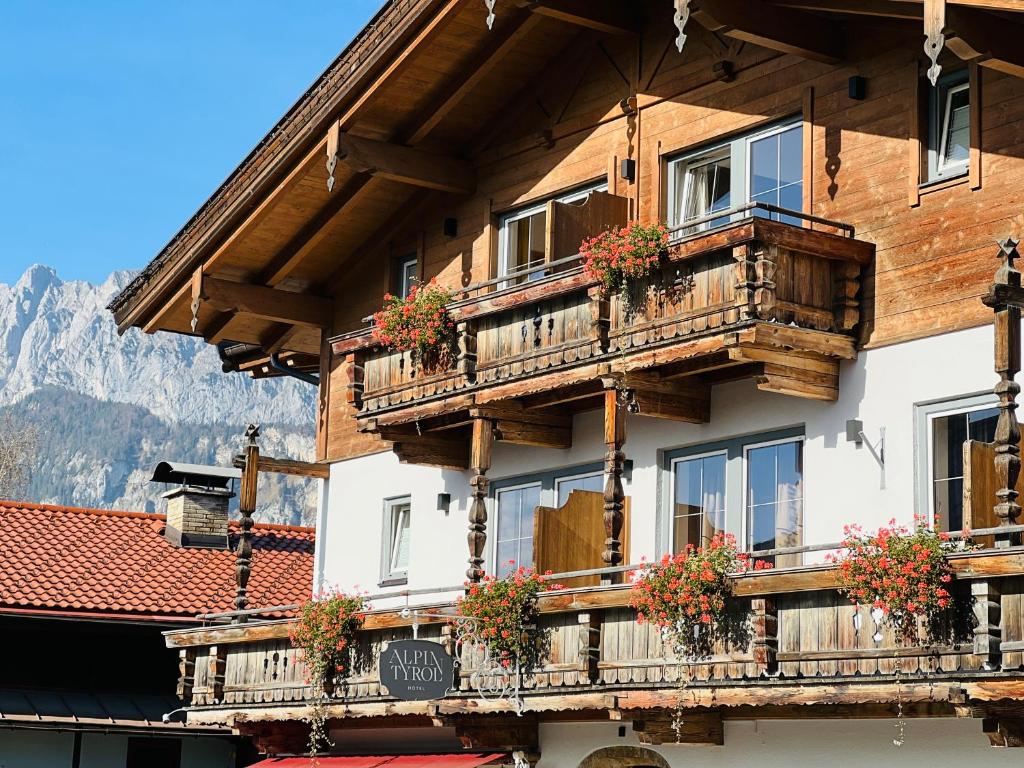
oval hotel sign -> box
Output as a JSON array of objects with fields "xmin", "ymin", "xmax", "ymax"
[{"xmin": 379, "ymin": 639, "xmax": 456, "ymax": 701}]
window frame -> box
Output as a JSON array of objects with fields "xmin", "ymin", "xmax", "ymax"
[
  {"xmin": 915, "ymin": 392, "xmax": 998, "ymax": 531},
  {"xmin": 660, "ymin": 426, "xmax": 805, "ymax": 557},
  {"xmin": 497, "ymin": 181, "xmax": 608, "ymax": 284},
  {"xmin": 741, "ymin": 434, "xmax": 805, "ymax": 556},
  {"xmin": 490, "ymin": 462, "xmax": 605, "ymax": 573},
  {"xmin": 926, "ymin": 69, "xmax": 971, "ymax": 184},
  {"xmin": 668, "ymin": 447, "xmax": 729, "ymax": 552},
  {"xmin": 380, "ymin": 495, "xmax": 412, "ymax": 586},
  {"xmin": 394, "ymin": 253, "xmax": 418, "ymax": 298},
  {"xmin": 666, "ymin": 117, "xmax": 803, "ymax": 231}
]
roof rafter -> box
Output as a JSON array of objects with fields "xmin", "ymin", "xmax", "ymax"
[{"xmin": 691, "ymin": 0, "xmax": 844, "ymax": 63}]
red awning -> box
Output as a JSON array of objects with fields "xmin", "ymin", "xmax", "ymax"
[{"xmin": 250, "ymin": 755, "xmax": 506, "ymax": 767}]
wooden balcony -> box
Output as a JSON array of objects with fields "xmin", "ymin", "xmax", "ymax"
[
  {"xmin": 332, "ymin": 212, "xmax": 874, "ymax": 470},
  {"xmin": 166, "ymin": 547, "xmax": 1024, "ymax": 749}
]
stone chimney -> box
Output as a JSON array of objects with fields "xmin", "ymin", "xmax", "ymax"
[
  {"xmin": 162, "ymin": 485, "xmax": 233, "ymax": 549},
  {"xmin": 150, "ymin": 461, "xmax": 240, "ymax": 549}
]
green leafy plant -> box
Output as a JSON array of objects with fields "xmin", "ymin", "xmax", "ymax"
[
  {"xmin": 289, "ymin": 590, "xmax": 368, "ymax": 758},
  {"xmin": 580, "ymin": 221, "xmax": 669, "ymax": 296},
  {"xmin": 630, "ymin": 533, "xmax": 771, "ymax": 658},
  {"xmin": 457, "ymin": 566, "xmax": 561, "ymax": 670},
  {"xmin": 372, "ymin": 278, "xmax": 457, "ymax": 372},
  {"xmin": 828, "ymin": 516, "xmax": 963, "ymax": 643}
]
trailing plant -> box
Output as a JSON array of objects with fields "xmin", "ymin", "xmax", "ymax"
[
  {"xmin": 580, "ymin": 221, "xmax": 669, "ymax": 297},
  {"xmin": 630, "ymin": 533, "xmax": 771, "ymax": 659},
  {"xmin": 827, "ymin": 516, "xmax": 963, "ymax": 644},
  {"xmin": 372, "ymin": 278, "xmax": 457, "ymax": 372},
  {"xmin": 456, "ymin": 565, "xmax": 562, "ymax": 671},
  {"xmin": 289, "ymin": 590, "xmax": 368, "ymax": 759}
]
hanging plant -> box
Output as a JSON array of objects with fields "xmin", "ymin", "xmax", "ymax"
[
  {"xmin": 372, "ymin": 278, "xmax": 457, "ymax": 373},
  {"xmin": 289, "ymin": 590, "xmax": 368, "ymax": 758},
  {"xmin": 827, "ymin": 516, "xmax": 963, "ymax": 644},
  {"xmin": 630, "ymin": 533, "xmax": 771, "ymax": 659},
  {"xmin": 580, "ymin": 221, "xmax": 669, "ymax": 297},
  {"xmin": 456, "ymin": 566, "xmax": 562, "ymax": 671}
]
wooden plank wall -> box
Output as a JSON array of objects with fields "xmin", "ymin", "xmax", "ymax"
[{"xmin": 323, "ymin": 19, "xmax": 1024, "ymax": 461}]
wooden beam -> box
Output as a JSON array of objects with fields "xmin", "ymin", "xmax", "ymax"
[
  {"xmin": 768, "ymin": 0, "xmax": 921, "ymax": 18},
  {"xmin": 379, "ymin": 425, "xmax": 470, "ymax": 470},
  {"xmin": 493, "ymin": 419, "xmax": 572, "ymax": 448},
  {"xmin": 513, "ymin": 0, "xmax": 639, "ymax": 36},
  {"xmin": 402, "ymin": 12, "xmax": 543, "ymax": 145},
  {"xmin": 200, "ymin": 277, "xmax": 332, "ymax": 328},
  {"xmin": 632, "ymin": 710, "xmax": 724, "ymax": 746},
  {"xmin": 255, "ymin": 455, "xmax": 330, "ymax": 479},
  {"xmin": 691, "ymin": 0, "xmax": 844, "ymax": 63},
  {"xmin": 944, "ymin": 6, "xmax": 1024, "ymax": 79},
  {"xmin": 337, "ymin": 132, "xmax": 476, "ymax": 195}
]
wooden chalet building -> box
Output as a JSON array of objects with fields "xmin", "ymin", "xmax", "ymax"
[{"xmin": 109, "ymin": 0, "xmax": 1024, "ymax": 764}]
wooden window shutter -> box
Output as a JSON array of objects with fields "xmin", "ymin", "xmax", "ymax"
[
  {"xmin": 532, "ymin": 490, "xmax": 630, "ymax": 588},
  {"xmin": 962, "ymin": 438, "xmax": 1024, "ymax": 548}
]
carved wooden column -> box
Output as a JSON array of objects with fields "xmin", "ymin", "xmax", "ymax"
[
  {"xmin": 733, "ymin": 243, "xmax": 756, "ymax": 322},
  {"xmin": 457, "ymin": 319, "xmax": 478, "ymax": 383},
  {"xmin": 343, "ymin": 351, "xmax": 365, "ymax": 411},
  {"xmin": 588, "ymin": 286, "xmax": 610, "ymax": 355},
  {"xmin": 982, "ymin": 238, "xmax": 1024, "ymax": 548},
  {"xmin": 752, "ymin": 244, "xmax": 778, "ymax": 322},
  {"xmin": 235, "ymin": 424, "xmax": 260, "ymax": 621},
  {"xmin": 467, "ymin": 418, "xmax": 494, "ymax": 582},
  {"xmin": 602, "ymin": 382, "xmax": 627, "ymax": 584}
]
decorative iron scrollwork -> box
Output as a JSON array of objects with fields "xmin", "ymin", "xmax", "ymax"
[{"xmin": 451, "ymin": 615, "xmax": 526, "ymax": 715}]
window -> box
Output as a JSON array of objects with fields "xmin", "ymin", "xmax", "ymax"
[
  {"xmin": 381, "ymin": 496, "xmax": 411, "ymax": 584},
  {"xmin": 672, "ymin": 451, "xmax": 726, "ymax": 551},
  {"xmin": 394, "ymin": 254, "xmax": 418, "ymax": 298},
  {"xmin": 498, "ymin": 182, "xmax": 607, "ymax": 285},
  {"xmin": 495, "ymin": 483, "xmax": 541, "ymax": 577},
  {"xmin": 929, "ymin": 403, "xmax": 997, "ymax": 532},
  {"xmin": 664, "ymin": 428, "xmax": 804, "ymax": 565},
  {"xmin": 668, "ymin": 120, "xmax": 802, "ymax": 233},
  {"xmin": 492, "ymin": 463, "xmax": 604, "ymax": 575},
  {"xmin": 927, "ymin": 70, "xmax": 970, "ymax": 182},
  {"xmin": 745, "ymin": 438, "xmax": 804, "ymax": 561}
]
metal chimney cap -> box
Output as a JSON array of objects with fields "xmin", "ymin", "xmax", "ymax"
[{"xmin": 150, "ymin": 461, "xmax": 241, "ymax": 488}]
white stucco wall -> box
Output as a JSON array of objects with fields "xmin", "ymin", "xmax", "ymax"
[
  {"xmin": 320, "ymin": 322, "xmax": 999, "ymax": 606},
  {"xmin": 536, "ymin": 717, "xmax": 1019, "ymax": 768}
]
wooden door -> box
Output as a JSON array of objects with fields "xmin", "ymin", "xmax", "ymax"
[{"xmin": 532, "ymin": 490, "xmax": 630, "ymax": 588}]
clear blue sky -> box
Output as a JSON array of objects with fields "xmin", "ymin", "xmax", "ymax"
[{"xmin": 0, "ymin": 0, "xmax": 382, "ymax": 286}]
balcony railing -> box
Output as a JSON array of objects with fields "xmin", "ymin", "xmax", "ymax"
[
  {"xmin": 167, "ymin": 536, "xmax": 1024, "ymax": 729},
  {"xmin": 332, "ymin": 207, "xmax": 874, "ymax": 430}
]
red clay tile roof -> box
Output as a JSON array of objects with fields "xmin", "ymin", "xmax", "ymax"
[{"xmin": 0, "ymin": 500, "xmax": 314, "ymax": 623}]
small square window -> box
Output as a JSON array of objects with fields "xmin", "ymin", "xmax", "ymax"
[{"xmin": 381, "ymin": 497, "xmax": 411, "ymax": 584}]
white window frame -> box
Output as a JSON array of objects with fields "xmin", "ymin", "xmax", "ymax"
[
  {"xmin": 668, "ymin": 448, "xmax": 729, "ymax": 551},
  {"xmin": 381, "ymin": 496, "xmax": 411, "ymax": 585},
  {"xmin": 924, "ymin": 398, "xmax": 998, "ymax": 528},
  {"xmin": 741, "ymin": 435, "xmax": 805, "ymax": 555},
  {"xmin": 554, "ymin": 469, "xmax": 604, "ymax": 506},
  {"xmin": 491, "ymin": 480, "xmax": 543, "ymax": 574},
  {"xmin": 497, "ymin": 181, "xmax": 608, "ymax": 285},
  {"xmin": 936, "ymin": 81, "xmax": 970, "ymax": 177},
  {"xmin": 667, "ymin": 118, "xmax": 802, "ymax": 231}
]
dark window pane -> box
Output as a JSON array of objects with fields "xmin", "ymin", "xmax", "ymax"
[
  {"xmin": 750, "ymin": 504, "xmax": 776, "ymax": 552},
  {"xmin": 968, "ymin": 407, "xmax": 999, "ymax": 443},
  {"xmin": 747, "ymin": 445, "xmax": 778, "ymax": 508},
  {"xmin": 933, "ymin": 414, "xmax": 967, "ymax": 482},
  {"xmin": 750, "ymin": 133, "xmax": 780, "ymax": 195},
  {"xmin": 779, "ymin": 127, "xmax": 802, "ymax": 186},
  {"xmin": 778, "ymin": 183, "xmax": 803, "ymax": 223},
  {"xmin": 934, "ymin": 477, "xmax": 964, "ymax": 534}
]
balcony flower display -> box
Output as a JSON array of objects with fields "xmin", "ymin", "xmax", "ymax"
[
  {"xmin": 456, "ymin": 565, "xmax": 562, "ymax": 671},
  {"xmin": 372, "ymin": 278, "xmax": 457, "ymax": 372},
  {"xmin": 580, "ymin": 221, "xmax": 669, "ymax": 296},
  {"xmin": 630, "ymin": 533, "xmax": 771, "ymax": 659},
  {"xmin": 828, "ymin": 517, "xmax": 962, "ymax": 643},
  {"xmin": 289, "ymin": 589, "xmax": 368, "ymax": 757}
]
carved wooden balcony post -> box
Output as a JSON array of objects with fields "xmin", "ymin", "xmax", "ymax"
[
  {"xmin": 601, "ymin": 380, "xmax": 627, "ymax": 585},
  {"xmin": 832, "ymin": 261, "xmax": 861, "ymax": 332},
  {"xmin": 733, "ymin": 243, "xmax": 757, "ymax": 322},
  {"xmin": 588, "ymin": 286, "xmax": 610, "ymax": 354},
  {"xmin": 467, "ymin": 417, "xmax": 494, "ymax": 582},
  {"xmin": 752, "ymin": 244, "xmax": 778, "ymax": 322},
  {"xmin": 982, "ymin": 238, "xmax": 1024, "ymax": 547},
  {"xmin": 176, "ymin": 648, "xmax": 196, "ymax": 704},
  {"xmin": 235, "ymin": 424, "xmax": 260, "ymax": 621},
  {"xmin": 457, "ymin": 319, "xmax": 478, "ymax": 383},
  {"xmin": 343, "ymin": 351, "xmax": 365, "ymax": 411}
]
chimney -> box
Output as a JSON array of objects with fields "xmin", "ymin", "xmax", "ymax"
[{"xmin": 150, "ymin": 462, "xmax": 241, "ymax": 549}]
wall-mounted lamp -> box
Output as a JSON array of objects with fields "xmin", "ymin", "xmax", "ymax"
[
  {"xmin": 848, "ymin": 75, "xmax": 867, "ymax": 101},
  {"xmin": 623, "ymin": 459, "xmax": 634, "ymax": 482},
  {"xmin": 846, "ymin": 418, "xmax": 885, "ymax": 489},
  {"xmin": 437, "ymin": 492, "xmax": 452, "ymax": 516},
  {"xmin": 620, "ymin": 158, "xmax": 636, "ymax": 183},
  {"xmin": 443, "ymin": 217, "xmax": 458, "ymax": 238}
]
